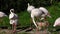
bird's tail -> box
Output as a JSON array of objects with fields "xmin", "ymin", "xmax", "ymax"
[{"xmin": 28, "ymin": 3, "xmax": 30, "ymax": 7}]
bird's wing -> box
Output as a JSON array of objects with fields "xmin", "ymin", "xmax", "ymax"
[
  {"xmin": 39, "ymin": 7, "xmax": 48, "ymax": 15},
  {"xmin": 53, "ymin": 18, "xmax": 60, "ymax": 27},
  {"xmin": 0, "ymin": 12, "xmax": 7, "ymax": 17},
  {"xmin": 9, "ymin": 13, "xmax": 14, "ymax": 19},
  {"xmin": 14, "ymin": 14, "xmax": 18, "ymax": 19}
]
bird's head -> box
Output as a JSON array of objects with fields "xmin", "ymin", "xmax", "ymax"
[
  {"xmin": 10, "ymin": 9, "xmax": 14, "ymax": 13},
  {"xmin": 27, "ymin": 3, "xmax": 35, "ymax": 13},
  {"xmin": 28, "ymin": 3, "xmax": 30, "ymax": 7}
]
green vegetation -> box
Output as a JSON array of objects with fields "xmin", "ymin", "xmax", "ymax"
[{"xmin": 18, "ymin": 11, "xmax": 31, "ymax": 28}]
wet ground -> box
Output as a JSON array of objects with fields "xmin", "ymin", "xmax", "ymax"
[
  {"xmin": 0, "ymin": 29, "xmax": 56, "ymax": 34},
  {"xmin": 0, "ymin": 28, "xmax": 60, "ymax": 34}
]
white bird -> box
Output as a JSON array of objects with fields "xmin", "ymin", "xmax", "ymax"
[
  {"xmin": 0, "ymin": 11, "xmax": 7, "ymax": 23},
  {"xmin": 27, "ymin": 3, "xmax": 51, "ymax": 28},
  {"xmin": 9, "ymin": 9, "xmax": 18, "ymax": 32},
  {"xmin": 39, "ymin": 7, "xmax": 51, "ymax": 20},
  {"xmin": 9, "ymin": 9, "xmax": 18, "ymax": 25},
  {"xmin": 0, "ymin": 11, "xmax": 7, "ymax": 17},
  {"xmin": 27, "ymin": 3, "xmax": 42, "ymax": 28},
  {"xmin": 53, "ymin": 17, "xmax": 60, "ymax": 27}
]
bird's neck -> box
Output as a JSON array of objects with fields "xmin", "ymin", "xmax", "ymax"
[{"xmin": 10, "ymin": 12, "xmax": 14, "ymax": 14}]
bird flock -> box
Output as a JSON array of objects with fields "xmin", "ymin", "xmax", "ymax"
[{"xmin": 0, "ymin": 3, "xmax": 60, "ymax": 32}]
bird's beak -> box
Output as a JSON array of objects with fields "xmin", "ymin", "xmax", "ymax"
[
  {"xmin": 47, "ymin": 15, "xmax": 52, "ymax": 18},
  {"xmin": 53, "ymin": 25, "xmax": 56, "ymax": 27},
  {"xmin": 28, "ymin": 3, "xmax": 30, "ymax": 7},
  {"xmin": 49, "ymin": 16, "xmax": 52, "ymax": 18}
]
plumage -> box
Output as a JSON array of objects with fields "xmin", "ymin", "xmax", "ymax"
[
  {"xmin": 9, "ymin": 9, "xmax": 18, "ymax": 24},
  {"xmin": 31, "ymin": 8, "xmax": 42, "ymax": 17},
  {"xmin": 0, "ymin": 11, "xmax": 7, "ymax": 17},
  {"xmin": 27, "ymin": 3, "xmax": 42, "ymax": 28},
  {"xmin": 39, "ymin": 7, "xmax": 51, "ymax": 18},
  {"xmin": 27, "ymin": 3, "xmax": 51, "ymax": 28},
  {"xmin": 53, "ymin": 17, "xmax": 60, "ymax": 27}
]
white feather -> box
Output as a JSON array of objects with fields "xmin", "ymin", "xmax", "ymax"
[
  {"xmin": 9, "ymin": 13, "xmax": 14, "ymax": 19},
  {"xmin": 0, "ymin": 11, "xmax": 7, "ymax": 17},
  {"xmin": 31, "ymin": 8, "xmax": 42, "ymax": 17},
  {"xmin": 39, "ymin": 7, "xmax": 48, "ymax": 15},
  {"xmin": 9, "ymin": 9, "xmax": 18, "ymax": 24},
  {"xmin": 27, "ymin": 3, "xmax": 43, "ymax": 28},
  {"xmin": 53, "ymin": 17, "xmax": 60, "ymax": 27},
  {"xmin": 27, "ymin": 3, "xmax": 51, "ymax": 28}
]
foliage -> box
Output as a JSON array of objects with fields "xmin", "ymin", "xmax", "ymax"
[{"xmin": 0, "ymin": 0, "xmax": 60, "ymax": 14}]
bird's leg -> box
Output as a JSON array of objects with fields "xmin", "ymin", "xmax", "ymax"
[
  {"xmin": 12, "ymin": 24, "xmax": 14, "ymax": 31},
  {"xmin": 31, "ymin": 17, "xmax": 38, "ymax": 28},
  {"xmin": 12, "ymin": 24, "xmax": 14, "ymax": 34},
  {"xmin": 34, "ymin": 17, "xmax": 42, "ymax": 30},
  {"xmin": 31, "ymin": 14, "xmax": 38, "ymax": 29},
  {"xmin": 12, "ymin": 23, "xmax": 16, "ymax": 34},
  {"xmin": 14, "ymin": 23, "xmax": 16, "ymax": 32}
]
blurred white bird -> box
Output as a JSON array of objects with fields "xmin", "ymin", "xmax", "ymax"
[
  {"xmin": 9, "ymin": 9, "xmax": 18, "ymax": 33},
  {"xmin": 0, "ymin": 11, "xmax": 7, "ymax": 17},
  {"xmin": 53, "ymin": 17, "xmax": 60, "ymax": 27},
  {"xmin": 0, "ymin": 11, "xmax": 7, "ymax": 23},
  {"xmin": 39, "ymin": 7, "xmax": 51, "ymax": 20},
  {"xmin": 27, "ymin": 3, "xmax": 42, "ymax": 28},
  {"xmin": 9, "ymin": 9, "xmax": 18, "ymax": 24},
  {"xmin": 27, "ymin": 3, "xmax": 51, "ymax": 28}
]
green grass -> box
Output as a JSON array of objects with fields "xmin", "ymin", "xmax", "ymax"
[
  {"xmin": 0, "ymin": 17, "xmax": 9, "ymax": 27},
  {"xmin": 17, "ymin": 11, "xmax": 32, "ymax": 28}
]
